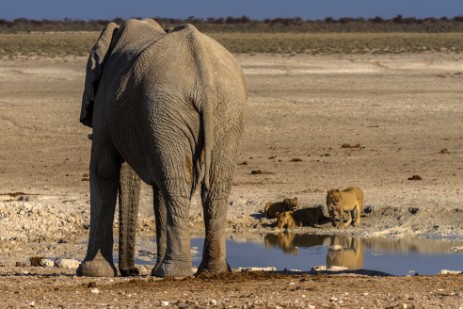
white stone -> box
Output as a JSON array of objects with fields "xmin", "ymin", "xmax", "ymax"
[
  {"xmin": 160, "ymin": 301, "xmax": 169, "ymax": 306},
  {"xmin": 55, "ymin": 258, "xmax": 80, "ymax": 270},
  {"xmin": 327, "ymin": 266, "xmax": 348, "ymax": 272},
  {"xmin": 138, "ymin": 265, "xmax": 150, "ymax": 276}
]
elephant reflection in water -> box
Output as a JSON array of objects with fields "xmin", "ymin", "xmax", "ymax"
[
  {"xmin": 264, "ymin": 233, "xmax": 364, "ymax": 270},
  {"xmin": 326, "ymin": 236, "xmax": 363, "ymax": 270}
]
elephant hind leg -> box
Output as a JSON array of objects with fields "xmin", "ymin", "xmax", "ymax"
[
  {"xmin": 151, "ymin": 144, "xmax": 195, "ymax": 278},
  {"xmin": 197, "ymin": 132, "xmax": 242, "ymax": 276}
]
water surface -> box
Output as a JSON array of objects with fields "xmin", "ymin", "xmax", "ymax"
[{"xmin": 132, "ymin": 233, "xmax": 463, "ymax": 276}]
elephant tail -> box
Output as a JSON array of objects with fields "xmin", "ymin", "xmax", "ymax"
[{"xmin": 200, "ymin": 101, "xmax": 214, "ymax": 200}]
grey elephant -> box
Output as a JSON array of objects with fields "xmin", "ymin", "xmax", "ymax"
[{"xmin": 77, "ymin": 19, "xmax": 247, "ymax": 277}]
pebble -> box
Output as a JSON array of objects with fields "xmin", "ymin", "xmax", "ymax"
[
  {"xmin": 160, "ymin": 301, "xmax": 169, "ymax": 306},
  {"xmin": 90, "ymin": 288, "xmax": 100, "ymax": 294},
  {"xmin": 208, "ymin": 299, "xmax": 218, "ymax": 306},
  {"xmin": 40, "ymin": 259, "xmax": 55, "ymax": 268}
]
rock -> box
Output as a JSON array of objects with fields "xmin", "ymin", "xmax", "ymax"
[
  {"xmin": 55, "ymin": 258, "xmax": 80, "ymax": 270},
  {"xmin": 440, "ymin": 148, "xmax": 450, "ymax": 154},
  {"xmin": 237, "ymin": 267, "xmax": 276, "ymax": 272},
  {"xmin": 328, "ymin": 266, "xmax": 348, "ymax": 272},
  {"xmin": 160, "ymin": 301, "xmax": 169, "ymax": 307},
  {"xmin": 439, "ymin": 269, "xmax": 462, "ymax": 275},
  {"xmin": 30, "ymin": 256, "xmax": 44, "ymax": 267},
  {"xmin": 312, "ymin": 265, "xmax": 327, "ymax": 271},
  {"xmin": 208, "ymin": 299, "xmax": 218, "ymax": 306},
  {"xmin": 329, "ymin": 245, "xmax": 343, "ymax": 251},
  {"xmin": 138, "ymin": 265, "xmax": 150, "ymax": 276},
  {"xmin": 39, "ymin": 259, "xmax": 55, "ymax": 268},
  {"xmin": 18, "ymin": 195, "xmax": 31, "ymax": 202}
]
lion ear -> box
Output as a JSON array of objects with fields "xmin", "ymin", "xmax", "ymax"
[{"xmin": 80, "ymin": 22, "xmax": 119, "ymax": 127}]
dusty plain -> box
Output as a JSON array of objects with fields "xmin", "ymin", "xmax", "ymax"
[{"xmin": 1, "ymin": 48, "xmax": 463, "ymax": 307}]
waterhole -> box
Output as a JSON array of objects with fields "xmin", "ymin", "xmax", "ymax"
[{"xmin": 131, "ymin": 233, "xmax": 463, "ymax": 276}]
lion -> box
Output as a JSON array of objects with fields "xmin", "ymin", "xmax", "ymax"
[
  {"xmin": 326, "ymin": 187, "xmax": 364, "ymax": 228},
  {"xmin": 276, "ymin": 206, "xmax": 326, "ymax": 229},
  {"xmin": 264, "ymin": 197, "xmax": 298, "ymax": 219}
]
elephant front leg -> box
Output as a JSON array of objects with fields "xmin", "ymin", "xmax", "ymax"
[{"xmin": 77, "ymin": 142, "xmax": 120, "ymax": 277}]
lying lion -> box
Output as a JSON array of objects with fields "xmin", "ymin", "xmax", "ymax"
[
  {"xmin": 264, "ymin": 197, "xmax": 298, "ymax": 219},
  {"xmin": 276, "ymin": 206, "xmax": 326, "ymax": 229},
  {"xmin": 326, "ymin": 187, "xmax": 364, "ymax": 228}
]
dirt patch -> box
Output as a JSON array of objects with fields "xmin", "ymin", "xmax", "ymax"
[{"xmin": 1, "ymin": 267, "xmax": 462, "ymax": 307}]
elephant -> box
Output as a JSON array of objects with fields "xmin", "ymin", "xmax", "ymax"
[{"xmin": 77, "ymin": 19, "xmax": 247, "ymax": 277}]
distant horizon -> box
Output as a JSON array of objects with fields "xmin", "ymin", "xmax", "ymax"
[
  {"xmin": 2, "ymin": 0, "xmax": 463, "ymax": 21},
  {"xmin": 3, "ymin": 14, "xmax": 463, "ymax": 22}
]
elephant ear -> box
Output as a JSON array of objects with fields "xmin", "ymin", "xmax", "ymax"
[{"xmin": 80, "ymin": 22, "xmax": 119, "ymax": 127}]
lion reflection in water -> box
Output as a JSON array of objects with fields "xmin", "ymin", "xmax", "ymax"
[
  {"xmin": 327, "ymin": 236, "xmax": 363, "ymax": 270},
  {"xmin": 264, "ymin": 233, "xmax": 363, "ymax": 270}
]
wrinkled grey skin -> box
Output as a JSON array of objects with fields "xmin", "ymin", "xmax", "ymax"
[
  {"xmin": 117, "ymin": 162, "xmax": 141, "ymax": 276},
  {"xmin": 77, "ymin": 19, "xmax": 247, "ymax": 277}
]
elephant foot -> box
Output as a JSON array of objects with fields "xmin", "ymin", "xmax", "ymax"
[
  {"xmin": 152, "ymin": 259, "xmax": 193, "ymax": 278},
  {"xmin": 119, "ymin": 266, "xmax": 139, "ymax": 277},
  {"xmin": 76, "ymin": 259, "xmax": 117, "ymax": 277},
  {"xmin": 196, "ymin": 259, "xmax": 231, "ymax": 276}
]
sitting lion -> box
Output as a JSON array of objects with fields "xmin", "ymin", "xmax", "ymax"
[
  {"xmin": 276, "ymin": 206, "xmax": 326, "ymax": 229},
  {"xmin": 326, "ymin": 187, "xmax": 364, "ymax": 228},
  {"xmin": 264, "ymin": 197, "xmax": 298, "ymax": 219}
]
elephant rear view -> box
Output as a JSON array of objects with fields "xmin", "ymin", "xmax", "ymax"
[{"xmin": 78, "ymin": 19, "xmax": 247, "ymax": 277}]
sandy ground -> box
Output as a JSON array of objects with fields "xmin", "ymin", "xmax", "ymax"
[{"xmin": 1, "ymin": 52, "xmax": 463, "ymax": 307}]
